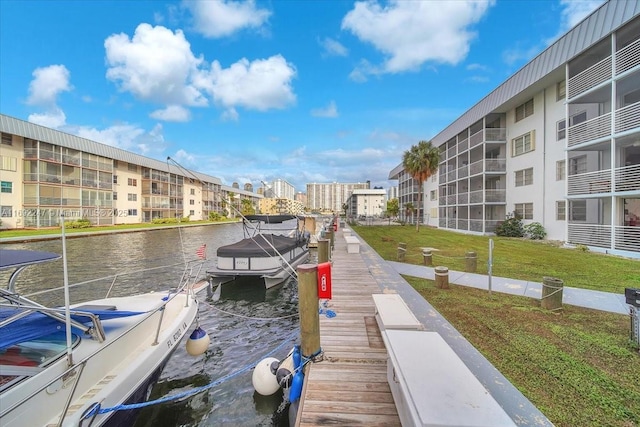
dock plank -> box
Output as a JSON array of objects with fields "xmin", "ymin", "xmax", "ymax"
[{"xmin": 296, "ymin": 233, "xmax": 401, "ymax": 426}]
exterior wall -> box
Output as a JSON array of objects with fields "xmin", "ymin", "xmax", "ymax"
[
  {"xmin": 184, "ymin": 180, "xmax": 202, "ymax": 219},
  {"xmin": 271, "ymin": 179, "xmax": 295, "ymax": 200},
  {"xmin": 346, "ymin": 189, "xmax": 387, "ymax": 218},
  {"xmin": 113, "ymin": 162, "xmax": 141, "ymax": 224},
  {"xmin": 0, "ymin": 133, "xmax": 24, "ymax": 228},
  {"xmin": 306, "ymin": 182, "xmax": 370, "ymax": 213}
]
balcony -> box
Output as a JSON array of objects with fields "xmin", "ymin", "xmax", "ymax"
[
  {"xmin": 615, "ymin": 101, "xmax": 640, "ymax": 134},
  {"xmin": 485, "ymin": 189, "xmax": 506, "ymax": 203},
  {"xmin": 567, "ymin": 113, "xmax": 611, "ymax": 147},
  {"xmin": 616, "ymin": 38, "xmax": 640, "ymax": 75},
  {"xmin": 458, "ymin": 165, "xmax": 469, "ymax": 178},
  {"xmin": 485, "ymin": 158, "xmax": 506, "ymax": 173},
  {"xmin": 457, "ymin": 192, "xmax": 469, "ymax": 204},
  {"xmin": 615, "ymin": 164, "xmax": 640, "ymax": 192},
  {"xmin": 567, "ymin": 169, "xmax": 611, "ymax": 195},
  {"xmin": 568, "ymin": 55, "xmax": 612, "ymax": 99},
  {"xmin": 568, "ymin": 224, "xmax": 640, "ymax": 253},
  {"xmin": 459, "ymin": 138, "xmax": 469, "ymax": 152}
]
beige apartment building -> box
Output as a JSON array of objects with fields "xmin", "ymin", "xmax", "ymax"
[{"xmin": 0, "ymin": 115, "xmax": 261, "ymax": 228}]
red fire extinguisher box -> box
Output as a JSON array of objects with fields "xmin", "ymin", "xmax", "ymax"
[{"xmin": 317, "ymin": 262, "xmax": 332, "ymax": 299}]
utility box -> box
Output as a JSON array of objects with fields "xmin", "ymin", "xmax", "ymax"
[{"xmin": 626, "ymin": 289, "xmax": 640, "ymax": 350}]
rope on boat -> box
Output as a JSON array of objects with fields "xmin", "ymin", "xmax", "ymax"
[{"xmin": 84, "ymin": 331, "xmax": 303, "ymax": 419}]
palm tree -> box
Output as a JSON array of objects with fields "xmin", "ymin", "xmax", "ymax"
[{"xmin": 402, "ymin": 140, "xmax": 440, "ymax": 232}]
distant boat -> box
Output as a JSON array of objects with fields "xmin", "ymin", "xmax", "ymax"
[
  {"xmin": 0, "ymin": 249, "xmax": 209, "ymax": 427},
  {"xmin": 207, "ymin": 214, "xmax": 310, "ymax": 289}
]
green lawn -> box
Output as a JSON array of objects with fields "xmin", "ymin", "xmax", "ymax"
[{"xmin": 352, "ymin": 224, "xmax": 640, "ymax": 294}]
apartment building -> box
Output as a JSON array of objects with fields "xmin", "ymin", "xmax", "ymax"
[
  {"xmin": 390, "ymin": 1, "xmax": 640, "ymax": 258},
  {"xmin": 271, "ymin": 179, "xmax": 296, "ymax": 200},
  {"xmin": 306, "ymin": 181, "xmax": 371, "ymax": 213},
  {"xmin": 0, "ymin": 114, "xmax": 261, "ymax": 228},
  {"xmin": 345, "ymin": 189, "xmax": 387, "ymax": 219}
]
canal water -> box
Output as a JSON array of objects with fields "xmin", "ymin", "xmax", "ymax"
[{"xmin": 1, "ymin": 223, "xmax": 306, "ymax": 426}]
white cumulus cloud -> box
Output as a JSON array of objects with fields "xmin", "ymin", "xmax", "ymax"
[
  {"xmin": 26, "ymin": 64, "xmax": 72, "ymax": 107},
  {"xmin": 105, "ymin": 23, "xmax": 207, "ymax": 107},
  {"xmin": 183, "ymin": 0, "xmax": 271, "ymax": 38},
  {"xmin": 319, "ymin": 37, "xmax": 349, "ymax": 57},
  {"xmin": 28, "ymin": 108, "xmax": 67, "ymax": 129},
  {"xmin": 342, "ymin": 0, "xmax": 494, "ymax": 76},
  {"xmin": 197, "ymin": 55, "xmax": 296, "ymax": 111},
  {"xmin": 150, "ymin": 105, "xmax": 191, "ymax": 122}
]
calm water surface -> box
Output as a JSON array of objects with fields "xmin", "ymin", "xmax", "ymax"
[{"xmin": 1, "ymin": 223, "xmax": 305, "ymax": 426}]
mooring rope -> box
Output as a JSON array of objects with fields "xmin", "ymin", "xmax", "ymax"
[
  {"xmin": 204, "ymin": 302, "xmax": 299, "ymax": 321},
  {"xmin": 84, "ymin": 331, "xmax": 300, "ymax": 419}
]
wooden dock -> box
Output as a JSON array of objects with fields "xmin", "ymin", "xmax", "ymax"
[{"xmin": 295, "ymin": 230, "xmax": 401, "ymax": 426}]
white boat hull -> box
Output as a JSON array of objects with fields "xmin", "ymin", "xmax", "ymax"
[{"xmin": 0, "ymin": 283, "xmax": 206, "ymax": 427}]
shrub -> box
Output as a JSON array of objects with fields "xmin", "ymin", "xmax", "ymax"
[
  {"xmin": 575, "ymin": 244, "xmax": 590, "ymax": 252},
  {"xmin": 495, "ymin": 212, "xmax": 524, "ymax": 237},
  {"xmin": 151, "ymin": 218, "xmax": 178, "ymax": 224},
  {"xmin": 64, "ymin": 218, "xmax": 92, "ymax": 229},
  {"xmin": 524, "ymin": 222, "xmax": 546, "ymax": 240}
]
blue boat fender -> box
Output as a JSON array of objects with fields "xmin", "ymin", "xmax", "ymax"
[{"xmin": 289, "ymin": 371, "xmax": 304, "ymax": 403}]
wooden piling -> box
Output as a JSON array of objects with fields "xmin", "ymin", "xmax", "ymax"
[
  {"xmin": 541, "ymin": 277, "xmax": 564, "ymax": 311},
  {"xmin": 435, "ymin": 266, "xmax": 449, "ymax": 289},
  {"xmin": 465, "ymin": 251, "xmax": 477, "ymax": 273},
  {"xmin": 297, "ymin": 264, "xmax": 321, "ymax": 357},
  {"xmin": 317, "ymin": 238, "xmax": 330, "ymax": 264},
  {"xmin": 397, "ymin": 246, "xmax": 406, "ymax": 262},
  {"xmin": 423, "ymin": 249, "xmax": 432, "ymax": 266}
]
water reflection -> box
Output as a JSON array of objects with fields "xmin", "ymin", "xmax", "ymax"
[{"xmin": 1, "ymin": 223, "xmax": 310, "ymax": 426}]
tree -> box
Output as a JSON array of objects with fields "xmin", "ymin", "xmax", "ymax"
[
  {"xmin": 387, "ymin": 198, "xmax": 399, "ymax": 224},
  {"xmin": 402, "ymin": 140, "xmax": 440, "ymax": 232}
]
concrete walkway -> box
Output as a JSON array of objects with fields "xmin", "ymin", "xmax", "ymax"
[{"xmin": 389, "ymin": 261, "xmax": 630, "ymax": 315}]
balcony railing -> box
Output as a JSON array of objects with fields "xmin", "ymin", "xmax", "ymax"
[
  {"xmin": 567, "ymin": 113, "xmax": 611, "ymax": 147},
  {"xmin": 615, "ymin": 101, "xmax": 640, "ymax": 134},
  {"xmin": 567, "ymin": 169, "xmax": 611, "ymax": 195},
  {"xmin": 457, "ymin": 192, "xmax": 469, "ymax": 204},
  {"xmin": 458, "ymin": 165, "xmax": 469, "ymax": 178},
  {"xmin": 615, "ymin": 164, "xmax": 640, "ymax": 192},
  {"xmin": 568, "ymin": 223, "xmax": 612, "ymax": 248},
  {"xmin": 469, "ymin": 159, "xmax": 483, "ymax": 175},
  {"xmin": 616, "ymin": 38, "xmax": 640, "ymax": 75},
  {"xmin": 447, "ymin": 146, "xmax": 456, "ymax": 158},
  {"xmin": 439, "ymin": 218, "xmax": 447, "ymax": 228},
  {"xmin": 568, "ymin": 55, "xmax": 612, "ymax": 99},
  {"xmin": 447, "ymin": 171, "xmax": 456, "ymax": 181},
  {"xmin": 485, "ymin": 189, "xmax": 506, "ymax": 203},
  {"xmin": 469, "ymin": 190, "xmax": 483, "ymax": 204},
  {"xmin": 457, "ymin": 219, "xmax": 469, "ymax": 230},
  {"xmin": 568, "ymin": 224, "xmax": 640, "ymax": 253},
  {"xmin": 469, "ymin": 219, "xmax": 483, "ymax": 232},
  {"xmin": 485, "ymin": 128, "xmax": 506, "ymax": 142},
  {"xmin": 485, "ymin": 158, "xmax": 506, "ymax": 172},
  {"xmin": 459, "ymin": 138, "xmax": 469, "ymax": 152}
]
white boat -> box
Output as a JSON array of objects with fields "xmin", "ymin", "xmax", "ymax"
[
  {"xmin": 207, "ymin": 214, "xmax": 311, "ymax": 289},
  {"xmin": 0, "ymin": 248, "xmax": 209, "ymax": 427}
]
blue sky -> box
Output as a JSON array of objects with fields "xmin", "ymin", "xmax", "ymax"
[{"xmin": 0, "ymin": 0, "xmax": 604, "ymax": 193}]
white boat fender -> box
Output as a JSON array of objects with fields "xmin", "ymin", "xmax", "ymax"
[
  {"xmin": 252, "ymin": 357, "xmax": 281, "ymax": 396},
  {"xmin": 185, "ymin": 326, "xmax": 210, "ymax": 356}
]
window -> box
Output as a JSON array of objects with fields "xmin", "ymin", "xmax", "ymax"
[
  {"xmin": 113, "ymin": 175, "xmax": 118, "ymax": 184},
  {"xmin": 113, "ymin": 192, "xmax": 118, "ymax": 200},
  {"xmin": 189, "ymin": 210, "xmax": 195, "ymax": 216},
  {"xmin": 128, "ymin": 209, "xmax": 138, "ymax": 216},
  {"xmin": 515, "ymin": 168, "xmax": 533, "ymax": 187},
  {"xmin": 190, "ymin": 188, "xmax": 195, "ymax": 195},
  {"xmin": 1, "ymin": 206, "xmax": 12, "ymax": 217},
  {"xmin": 511, "ymin": 131, "xmax": 534, "ymax": 156},
  {"xmin": 1, "ymin": 181, "xmax": 12, "ymax": 193},
  {"xmin": 430, "ymin": 190, "xmax": 437, "ymax": 201},
  {"xmin": 569, "ymin": 155, "xmax": 587, "ymax": 175},
  {"xmin": 128, "ymin": 178, "xmax": 137, "ymax": 186},
  {"xmin": 128, "ymin": 163, "xmax": 138, "ymax": 172},
  {"xmin": 556, "ymin": 80, "xmax": 566, "ymax": 101},
  {"xmin": 1, "ymin": 133, "xmax": 12, "ymax": 146},
  {"xmin": 127, "ymin": 193, "xmax": 137, "ymax": 202},
  {"xmin": 556, "ymin": 160, "xmax": 566, "ymax": 180},
  {"xmin": 515, "ymin": 99, "xmax": 534, "ymax": 122},
  {"xmin": 556, "ymin": 201, "xmax": 566, "ymax": 220},
  {"xmin": 570, "ymin": 111, "xmax": 587, "ymax": 126},
  {"xmin": 189, "ymin": 199, "xmax": 195, "ymax": 205},
  {"xmin": 569, "ymin": 200, "xmax": 586, "ymax": 221},
  {"xmin": 557, "ymin": 119, "xmax": 566, "ymax": 141},
  {"xmin": 1, "ymin": 156, "xmax": 17, "ymax": 171},
  {"xmin": 514, "ymin": 203, "xmax": 533, "ymax": 220}
]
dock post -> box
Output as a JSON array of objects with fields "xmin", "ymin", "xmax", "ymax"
[
  {"xmin": 297, "ymin": 264, "xmax": 321, "ymax": 357},
  {"xmin": 397, "ymin": 242, "xmax": 407, "ymax": 262},
  {"xmin": 465, "ymin": 251, "xmax": 477, "ymax": 273},
  {"xmin": 541, "ymin": 277, "xmax": 564, "ymax": 311},
  {"xmin": 326, "ymin": 229, "xmax": 334, "ymax": 249},
  {"xmin": 422, "ymin": 249, "xmax": 432, "ymax": 266},
  {"xmin": 318, "ymin": 238, "xmax": 330, "ymax": 263},
  {"xmin": 435, "ymin": 266, "xmax": 449, "ymax": 289}
]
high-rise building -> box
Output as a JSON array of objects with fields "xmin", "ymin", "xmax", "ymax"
[
  {"xmin": 271, "ymin": 179, "xmax": 295, "ymax": 200},
  {"xmin": 306, "ymin": 182, "xmax": 371, "ymax": 213}
]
